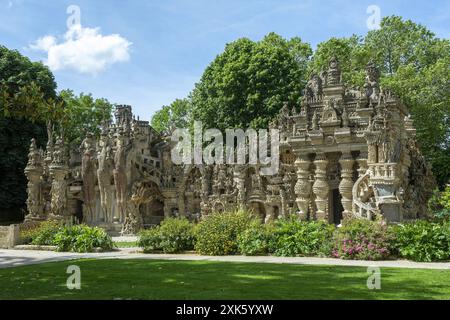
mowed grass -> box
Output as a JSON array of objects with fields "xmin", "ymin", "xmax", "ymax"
[{"xmin": 0, "ymin": 259, "xmax": 449, "ymax": 300}]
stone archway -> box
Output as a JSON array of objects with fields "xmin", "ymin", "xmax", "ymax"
[{"xmin": 248, "ymin": 201, "xmax": 266, "ymax": 222}]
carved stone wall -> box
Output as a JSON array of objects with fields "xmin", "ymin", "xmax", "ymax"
[{"xmin": 22, "ymin": 59, "xmax": 435, "ymax": 233}]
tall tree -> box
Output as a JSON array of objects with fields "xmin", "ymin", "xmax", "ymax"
[
  {"xmin": 190, "ymin": 33, "xmax": 312, "ymax": 131},
  {"xmin": 0, "ymin": 45, "xmax": 56, "ymax": 221},
  {"xmin": 151, "ymin": 98, "xmax": 191, "ymax": 134},
  {"xmin": 59, "ymin": 90, "xmax": 113, "ymax": 145}
]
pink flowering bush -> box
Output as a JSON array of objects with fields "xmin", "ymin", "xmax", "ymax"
[{"xmin": 332, "ymin": 218, "xmax": 395, "ymax": 260}]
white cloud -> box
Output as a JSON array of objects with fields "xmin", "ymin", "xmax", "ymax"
[{"xmin": 30, "ymin": 25, "xmax": 132, "ymax": 75}]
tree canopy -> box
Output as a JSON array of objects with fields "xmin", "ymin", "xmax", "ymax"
[{"xmin": 0, "ymin": 45, "xmax": 113, "ymax": 221}]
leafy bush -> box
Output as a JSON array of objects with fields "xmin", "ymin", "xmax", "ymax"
[
  {"xmin": 333, "ymin": 218, "xmax": 394, "ymax": 260},
  {"xmin": 138, "ymin": 217, "xmax": 195, "ymax": 253},
  {"xmin": 237, "ymin": 221, "xmax": 275, "ymax": 256},
  {"xmin": 53, "ymin": 225, "xmax": 114, "ymax": 253},
  {"xmin": 138, "ymin": 227, "xmax": 162, "ymax": 252},
  {"xmin": 392, "ymin": 220, "xmax": 450, "ymax": 262},
  {"xmin": 270, "ymin": 217, "xmax": 335, "ymax": 257},
  {"xmin": 195, "ymin": 209, "xmax": 254, "ymax": 255},
  {"xmin": 20, "ymin": 220, "xmax": 62, "ymax": 245},
  {"xmin": 428, "ymin": 186, "xmax": 450, "ymax": 220}
]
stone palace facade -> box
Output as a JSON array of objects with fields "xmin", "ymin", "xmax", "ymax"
[{"xmin": 23, "ymin": 59, "xmax": 435, "ymax": 234}]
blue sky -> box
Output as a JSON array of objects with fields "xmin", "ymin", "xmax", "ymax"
[{"xmin": 1, "ymin": 0, "xmax": 449, "ymax": 121}]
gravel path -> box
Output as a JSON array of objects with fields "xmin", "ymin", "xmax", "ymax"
[{"xmin": 1, "ymin": 248, "xmax": 449, "ymax": 269}]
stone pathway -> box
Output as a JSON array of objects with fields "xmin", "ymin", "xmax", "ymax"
[{"xmin": 1, "ymin": 248, "xmax": 449, "ymax": 270}]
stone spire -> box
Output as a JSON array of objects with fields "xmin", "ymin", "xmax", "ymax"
[{"xmin": 326, "ymin": 56, "xmax": 341, "ymax": 85}]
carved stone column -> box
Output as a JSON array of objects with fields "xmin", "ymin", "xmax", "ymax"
[
  {"xmin": 48, "ymin": 137, "xmax": 69, "ymax": 221},
  {"xmin": 231, "ymin": 165, "xmax": 246, "ymax": 210},
  {"xmin": 48, "ymin": 165, "xmax": 69, "ymax": 220},
  {"xmin": 339, "ymin": 152, "xmax": 355, "ymax": 219},
  {"xmin": 356, "ymin": 151, "xmax": 368, "ymax": 177},
  {"xmin": 312, "ymin": 153, "xmax": 329, "ymax": 221},
  {"xmin": 24, "ymin": 139, "xmax": 44, "ymax": 221},
  {"xmin": 294, "ymin": 155, "xmax": 312, "ymax": 220}
]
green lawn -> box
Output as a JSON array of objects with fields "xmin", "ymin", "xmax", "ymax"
[
  {"xmin": 113, "ymin": 241, "xmax": 139, "ymax": 248},
  {"xmin": 0, "ymin": 259, "xmax": 449, "ymax": 300}
]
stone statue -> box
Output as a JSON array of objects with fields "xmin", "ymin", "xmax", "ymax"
[
  {"xmin": 364, "ymin": 60, "xmax": 380, "ymax": 105},
  {"xmin": 114, "ymin": 131, "xmax": 128, "ymax": 223},
  {"xmin": 97, "ymin": 131, "xmax": 114, "ymax": 222},
  {"xmin": 80, "ymin": 132, "xmax": 97, "ymax": 223}
]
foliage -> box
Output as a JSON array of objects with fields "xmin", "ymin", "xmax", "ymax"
[
  {"xmin": 138, "ymin": 217, "xmax": 195, "ymax": 253},
  {"xmin": 20, "ymin": 220, "xmax": 61, "ymax": 245},
  {"xmin": 194, "ymin": 209, "xmax": 255, "ymax": 255},
  {"xmin": 58, "ymin": 89, "xmax": 113, "ymax": 145},
  {"xmin": 428, "ymin": 186, "xmax": 450, "ymax": 220},
  {"xmin": 308, "ymin": 35, "xmax": 368, "ymax": 86},
  {"xmin": 392, "ymin": 220, "xmax": 450, "ymax": 262},
  {"xmin": 0, "ymin": 45, "xmax": 112, "ymax": 221},
  {"xmin": 138, "ymin": 227, "xmax": 161, "ymax": 252},
  {"xmin": 52, "ymin": 224, "xmax": 114, "ymax": 253},
  {"xmin": 29, "ymin": 220, "xmax": 63, "ymax": 246},
  {"xmin": 237, "ymin": 221, "xmax": 275, "ymax": 256},
  {"xmin": 270, "ymin": 217, "xmax": 335, "ymax": 257},
  {"xmin": 150, "ymin": 98, "xmax": 191, "ymax": 134},
  {"xmin": 332, "ymin": 218, "xmax": 394, "ymax": 260},
  {"xmin": 190, "ymin": 33, "xmax": 312, "ymax": 131},
  {"xmin": 0, "ymin": 46, "xmax": 56, "ymax": 220}
]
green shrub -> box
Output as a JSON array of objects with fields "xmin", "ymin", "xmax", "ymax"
[
  {"xmin": 138, "ymin": 217, "xmax": 195, "ymax": 253},
  {"xmin": 333, "ymin": 218, "xmax": 394, "ymax": 260},
  {"xmin": 138, "ymin": 227, "xmax": 161, "ymax": 252},
  {"xmin": 270, "ymin": 217, "xmax": 335, "ymax": 257},
  {"xmin": 53, "ymin": 224, "xmax": 114, "ymax": 253},
  {"xmin": 392, "ymin": 220, "xmax": 450, "ymax": 262},
  {"xmin": 195, "ymin": 209, "xmax": 254, "ymax": 255},
  {"xmin": 20, "ymin": 220, "xmax": 62, "ymax": 245},
  {"xmin": 428, "ymin": 186, "xmax": 450, "ymax": 220},
  {"xmin": 237, "ymin": 221, "xmax": 275, "ymax": 256}
]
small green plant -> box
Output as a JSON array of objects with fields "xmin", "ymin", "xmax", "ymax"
[
  {"xmin": 20, "ymin": 220, "xmax": 62, "ymax": 245},
  {"xmin": 195, "ymin": 209, "xmax": 255, "ymax": 255},
  {"xmin": 333, "ymin": 218, "xmax": 394, "ymax": 260},
  {"xmin": 271, "ymin": 217, "xmax": 335, "ymax": 257},
  {"xmin": 53, "ymin": 224, "xmax": 114, "ymax": 253},
  {"xmin": 428, "ymin": 186, "xmax": 450, "ymax": 220},
  {"xmin": 392, "ymin": 220, "xmax": 450, "ymax": 262},
  {"xmin": 237, "ymin": 221, "xmax": 275, "ymax": 256}
]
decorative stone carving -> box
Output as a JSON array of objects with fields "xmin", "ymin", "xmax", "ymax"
[
  {"xmin": 23, "ymin": 58, "xmax": 435, "ymax": 232},
  {"xmin": 49, "ymin": 137, "xmax": 69, "ymax": 220},
  {"xmin": 24, "ymin": 139, "xmax": 44, "ymax": 221},
  {"xmin": 294, "ymin": 155, "xmax": 312, "ymax": 220},
  {"xmin": 113, "ymin": 130, "xmax": 128, "ymax": 223},
  {"xmin": 339, "ymin": 152, "xmax": 355, "ymax": 219},
  {"xmin": 97, "ymin": 129, "xmax": 114, "ymax": 223},
  {"xmin": 326, "ymin": 57, "xmax": 341, "ymax": 85},
  {"xmin": 312, "ymin": 154, "xmax": 329, "ymax": 221},
  {"xmin": 80, "ymin": 132, "xmax": 97, "ymax": 224}
]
